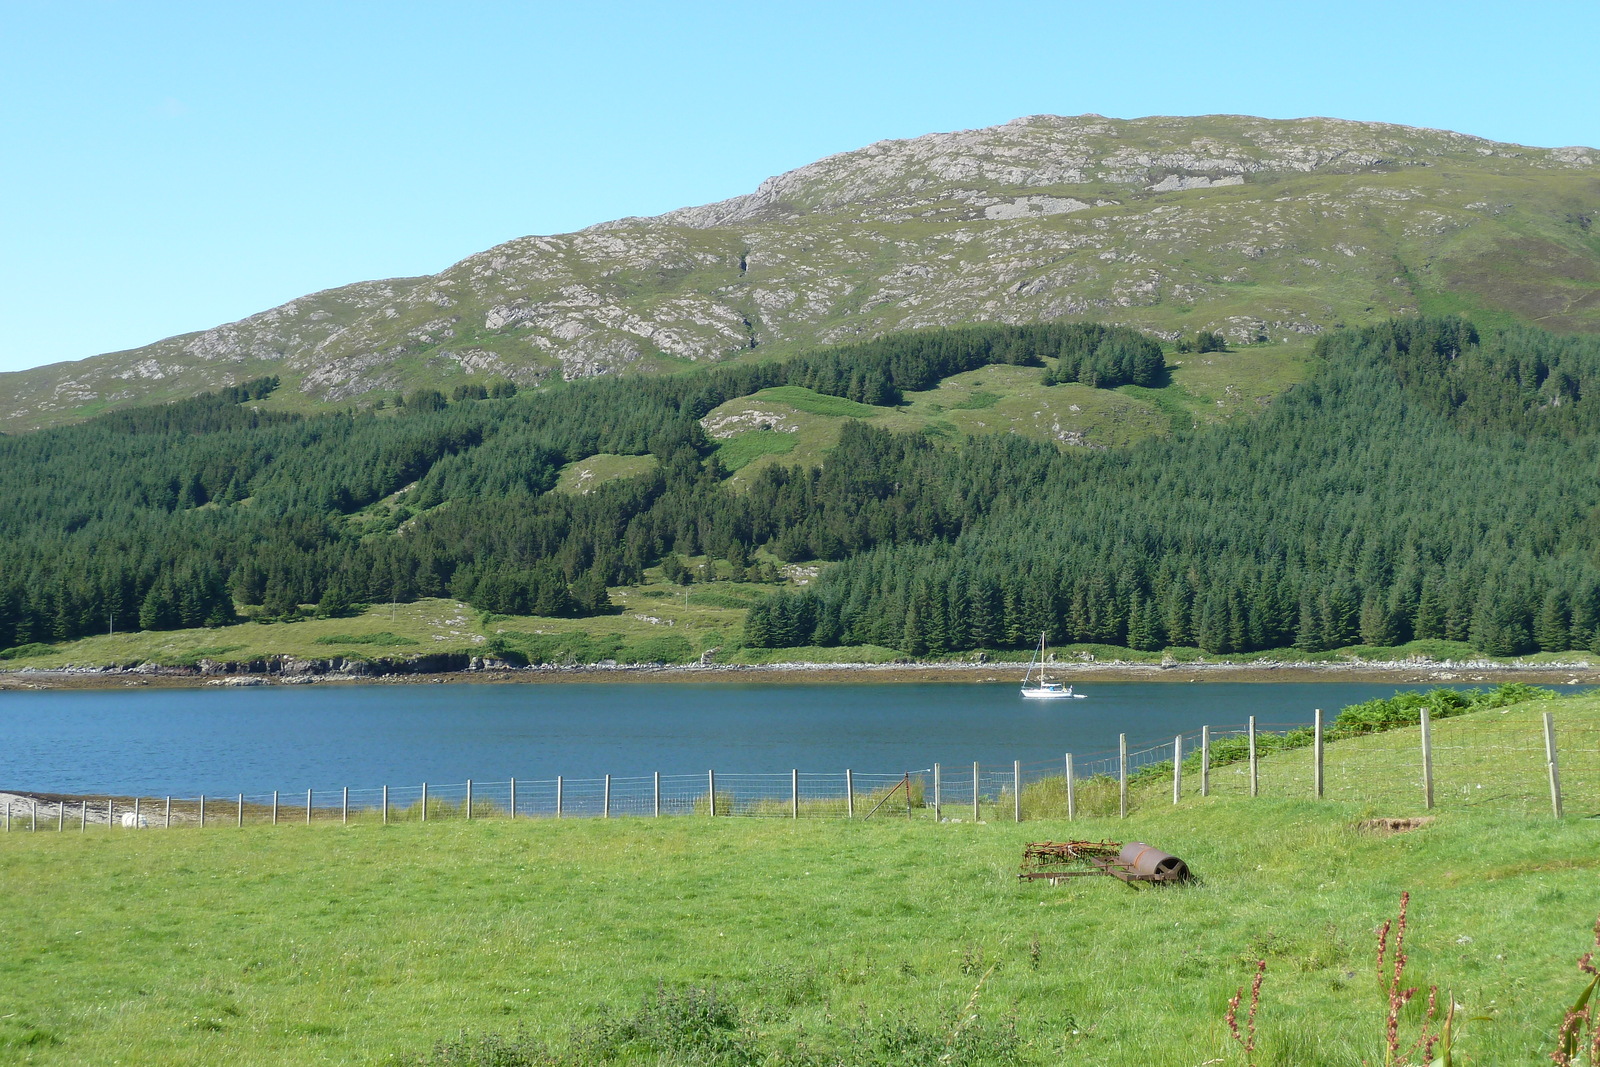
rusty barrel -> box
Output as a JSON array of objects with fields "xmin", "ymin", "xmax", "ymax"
[{"xmin": 1117, "ymin": 842, "xmax": 1190, "ymax": 882}]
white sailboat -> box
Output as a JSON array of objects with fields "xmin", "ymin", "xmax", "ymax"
[{"xmin": 1020, "ymin": 632, "xmax": 1086, "ymax": 699}]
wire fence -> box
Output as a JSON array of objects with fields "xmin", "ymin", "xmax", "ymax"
[{"xmin": 3, "ymin": 708, "xmax": 1590, "ymax": 832}]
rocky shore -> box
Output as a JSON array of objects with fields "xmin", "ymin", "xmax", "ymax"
[{"xmin": 4, "ymin": 654, "xmax": 1598, "ymax": 690}]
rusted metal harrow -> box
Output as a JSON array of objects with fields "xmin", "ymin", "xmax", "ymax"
[{"xmin": 1019, "ymin": 840, "xmax": 1192, "ymax": 886}]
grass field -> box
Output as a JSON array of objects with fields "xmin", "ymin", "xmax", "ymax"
[
  {"xmin": 4, "ymin": 696, "xmax": 1600, "ymax": 1065},
  {"xmin": 6, "ymin": 589, "xmax": 1600, "ymax": 674}
]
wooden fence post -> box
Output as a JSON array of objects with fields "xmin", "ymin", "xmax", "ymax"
[
  {"xmin": 845, "ymin": 769, "xmax": 854, "ymax": 818},
  {"xmin": 1118, "ymin": 733, "xmax": 1128, "ymax": 819},
  {"xmin": 791, "ymin": 769, "xmax": 799, "ymax": 819},
  {"xmin": 1013, "ymin": 760, "xmax": 1022, "ymax": 823},
  {"xmin": 106, "ymin": 798, "xmax": 113, "ymax": 828},
  {"xmin": 906, "ymin": 772, "xmax": 913, "ymax": 818},
  {"xmin": 1313, "ymin": 709, "xmax": 1324, "ymax": 799},
  {"xmin": 1420, "ymin": 708, "xmax": 1435, "ymax": 810},
  {"xmin": 1201, "ymin": 726, "xmax": 1210, "ymax": 797},
  {"xmin": 972, "ymin": 762, "xmax": 980, "ymax": 822},
  {"xmin": 133, "ymin": 797, "xmax": 141, "ymax": 828},
  {"xmin": 1545, "ymin": 712, "xmax": 1564, "ymax": 820},
  {"xmin": 555, "ymin": 776, "xmax": 563, "ymax": 819},
  {"xmin": 708, "ymin": 770, "xmax": 717, "ymax": 818},
  {"xmin": 1173, "ymin": 734, "xmax": 1183, "ymax": 804},
  {"xmin": 1248, "ymin": 717, "xmax": 1259, "ymax": 797},
  {"xmin": 1065, "ymin": 753, "xmax": 1075, "ymax": 821}
]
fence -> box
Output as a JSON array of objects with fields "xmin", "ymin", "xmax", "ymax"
[{"xmin": 4, "ymin": 707, "xmax": 1593, "ymax": 832}]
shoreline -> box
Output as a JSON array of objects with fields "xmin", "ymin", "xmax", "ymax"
[{"xmin": 4, "ymin": 658, "xmax": 1599, "ymax": 691}]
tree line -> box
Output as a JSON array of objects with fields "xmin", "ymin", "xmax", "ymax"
[{"xmin": 5, "ymin": 316, "xmax": 1600, "ymax": 660}]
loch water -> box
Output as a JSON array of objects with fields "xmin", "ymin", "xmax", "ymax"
[{"xmin": 1, "ymin": 678, "xmax": 1573, "ymax": 797}]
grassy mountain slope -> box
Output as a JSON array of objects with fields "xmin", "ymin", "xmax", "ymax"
[{"xmin": 3, "ymin": 114, "xmax": 1598, "ymax": 433}]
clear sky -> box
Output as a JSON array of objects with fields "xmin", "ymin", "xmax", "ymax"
[{"xmin": 2, "ymin": 0, "xmax": 1596, "ymax": 375}]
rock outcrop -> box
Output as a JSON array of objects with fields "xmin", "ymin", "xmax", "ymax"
[{"xmin": 3, "ymin": 114, "xmax": 1597, "ymax": 432}]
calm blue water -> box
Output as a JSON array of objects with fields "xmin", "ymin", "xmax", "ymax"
[{"xmin": 2, "ymin": 679, "xmax": 1573, "ymax": 796}]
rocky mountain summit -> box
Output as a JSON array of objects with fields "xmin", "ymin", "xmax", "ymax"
[{"xmin": 4, "ymin": 114, "xmax": 1598, "ymax": 432}]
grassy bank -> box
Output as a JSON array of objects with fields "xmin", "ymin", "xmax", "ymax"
[
  {"xmin": 5, "ymin": 704, "xmax": 1600, "ymax": 1064},
  {"xmin": 5, "ymin": 590, "xmax": 1600, "ymax": 675}
]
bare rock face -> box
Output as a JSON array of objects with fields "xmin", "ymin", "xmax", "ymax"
[{"xmin": 3, "ymin": 113, "xmax": 1598, "ymax": 432}]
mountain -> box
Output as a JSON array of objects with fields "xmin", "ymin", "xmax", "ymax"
[{"xmin": 3, "ymin": 114, "xmax": 1599, "ymax": 433}]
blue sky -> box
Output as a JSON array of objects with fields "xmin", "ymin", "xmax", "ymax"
[{"xmin": 2, "ymin": 1, "xmax": 1596, "ymax": 375}]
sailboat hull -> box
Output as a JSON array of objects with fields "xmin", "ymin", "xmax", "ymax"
[{"xmin": 1020, "ymin": 686, "xmax": 1081, "ymax": 699}]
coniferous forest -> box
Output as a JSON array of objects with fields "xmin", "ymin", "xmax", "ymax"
[{"xmin": 3, "ymin": 317, "xmax": 1600, "ymax": 658}]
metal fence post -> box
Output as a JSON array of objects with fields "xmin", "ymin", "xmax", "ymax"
[
  {"xmin": 1248, "ymin": 717, "xmax": 1259, "ymax": 797},
  {"xmin": 272, "ymin": 790, "xmax": 279, "ymax": 825},
  {"xmin": 342, "ymin": 787, "xmax": 349, "ymax": 824},
  {"xmin": 509, "ymin": 778, "xmax": 517, "ymax": 819},
  {"xmin": 932, "ymin": 763, "xmax": 941, "ymax": 821},
  {"xmin": 555, "ymin": 776, "xmax": 563, "ymax": 819},
  {"xmin": 1420, "ymin": 708, "xmax": 1434, "ymax": 810},
  {"xmin": 972, "ymin": 761, "xmax": 979, "ymax": 822},
  {"xmin": 1119, "ymin": 733, "xmax": 1128, "ymax": 818},
  {"xmin": 1201, "ymin": 726, "xmax": 1210, "ymax": 797},
  {"xmin": 307, "ymin": 788, "xmax": 313, "ymax": 826},
  {"xmin": 1313, "ymin": 709, "xmax": 1324, "ymax": 799},
  {"xmin": 199, "ymin": 794, "xmax": 206, "ymax": 828},
  {"xmin": 1173, "ymin": 734, "xmax": 1183, "ymax": 804},
  {"xmin": 31, "ymin": 800, "xmax": 37, "ymax": 832},
  {"xmin": 845, "ymin": 769, "xmax": 854, "ymax": 818},
  {"xmin": 1545, "ymin": 712, "xmax": 1564, "ymax": 820},
  {"xmin": 708, "ymin": 770, "xmax": 717, "ymax": 817},
  {"xmin": 238, "ymin": 794, "xmax": 244, "ymax": 829},
  {"xmin": 791, "ymin": 769, "xmax": 799, "ymax": 819},
  {"xmin": 164, "ymin": 796, "xmax": 171, "ymax": 829},
  {"xmin": 420, "ymin": 783, "xmax": 428, "ymax": 822},
  {"xmin": 133, "ymin": 797, "xmax": 141, "ymax": 828},
  {"xmin": 466, "ymin": 780, "xmax": 473, "ymax": 820},
  {"xmin": 382, "ymin": 784, "xmax": 389, "ymax": 824},
  {"xmin": 654, "ymin": 772, "xmax": 661, "ymax": 818},
  {"xmin": 1013, "ymin": 760, "xmax": 1022, "ymax": 823},
  {"xmin": 1065, "ymin": 753, "xmax": 1075, "ymax": 821},
  {"xmin": 603, "ymin": 775, "xmax": 611, "ymax": 819},
  {"xmin": 57, "ymin": 799, "xmax": 64, "ymax": 832},
  {"xmin": 80, "ymin": 800, "xmax": 87, "ymax": 831}
]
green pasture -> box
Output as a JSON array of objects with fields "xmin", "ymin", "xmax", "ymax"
[{"xmin": 4, "ymin": 695, "xmax": 1600, "ymax": 1065}]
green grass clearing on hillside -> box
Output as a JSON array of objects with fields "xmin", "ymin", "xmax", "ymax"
[
  {"xmin": 713, "ymin": 429, "xmax": 798, "ymax": 472},
  {"xmin": 749, "ymin": 385, "xmax": 883, "ymax": 418},
  {"xmin": 552, "ymin": 453, "xmax": 660, "ymax": 495},
  {"xmin": 7, "ymin": 693, "xmax": 1600, "ymax": 1065}
]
